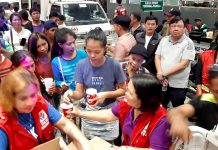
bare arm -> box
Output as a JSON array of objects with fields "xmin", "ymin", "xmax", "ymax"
[
  {"xmin": 71, "ymin": 83, "xmax": 85, "ymax": 100},
  {"xmin": 163, "ymin": 59, "xmax": 190, "ymax": 77},
  {"xmin": 167, "ymin": 104, "xmax": 195, "ymax": 142},
  {"xmin": 104, "ymin": 82, "xmax": 126, "ymax": 99},
  {"xmin": 196, "ymin": 84, "xmax": 202, "ymax": 96},
  {"xmin": 155, "ymin": 54, "xmax": 164, "ymax": 81},
  {"xmin": 88, "ymin": 82, "xmax": 126, "ymax": 106},
  {"xmin": 54, "ymin": 116, "xmax": 91, "ymax": 150},
  {"xmin": 0, "ymin": 48, "xmax": 13, "ymax": 56},
  {"xmin": 62, "ymin": 83, "xmax": 85, "ymax": 103},
  {"xmin": 72, "ymin": 107, "xmax": 118, "ymax": 122}
]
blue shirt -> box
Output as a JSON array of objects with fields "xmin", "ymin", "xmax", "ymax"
[
  {"xmin": 0, "ymin": 101, "xmax": 62, "ymax": 150},
  {"xmin": 75, "ymin": 57, "xmax": 126, "ymax": 107},
  {"xmin": 52, "ymin": 50, "xmax": 87, "ymax": 90}
]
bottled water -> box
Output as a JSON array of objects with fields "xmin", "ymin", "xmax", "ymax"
[{"xmin": 162, "ymin": 86, "xmax": 167, "ymax": 92}]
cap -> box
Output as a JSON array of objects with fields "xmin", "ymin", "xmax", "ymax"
[
  {"xmin": 194, "ymin": 18, "xmax": 202, "ymax": 22},
  {"xmin": 44, "ymin": 20, "xmax": 58, "ymax": 30},
  {"xmin": 129, "ymin": 44, "xmax": 147, "ymax": 59},
  {"xmin": 164, "ymin": 8, "xmax": 181, "ymax": 17},
  {"xmin": 112, "ymin": 15, "xmax": 131, "ymax": 29}
]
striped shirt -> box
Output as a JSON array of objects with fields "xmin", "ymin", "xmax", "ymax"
[
  {"xmin": 114, "ymin": 33, "xmax": 136, "ymax": 62},
  {"xmin": 0, "ymin": 54, "xmax": 12, "ymax": 80}
]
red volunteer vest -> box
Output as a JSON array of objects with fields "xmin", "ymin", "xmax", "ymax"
[
  {"xmin": 201, "ymin": 50, "xmax": 215, "ymax": 85},
  {"xmin": 118, "ymin": 100, "xmax": 167, "ymax": 148},
  {"xmin": 114, "ymin": 4, "xmax": 127, "ymax": 16},
  {"xmin": 0, "ymin": 95, "xmax": 54, "ymax": 150}
]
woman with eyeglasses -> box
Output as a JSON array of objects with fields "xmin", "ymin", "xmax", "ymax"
[
  {"xmin": 0, "ymin": 68, "xmax": 90, "ymax": 150},
  {"xmin": 168, "ymin": 63, "xmax": 218, "ymax": 142}
]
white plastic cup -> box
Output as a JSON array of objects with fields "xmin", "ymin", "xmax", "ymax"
[
  {"xmin": 60, "ymin": 103, "xmax": 74, "ymax": 116},
  {"xmin": 206, "ymin": 31, "xmax": 213, "ymax": 39},
  {"xmin": 86, "ymin": 88, "xmax": 97, "ymax": 105},
  {"xmin": 43, "ymin": 78, "xmax": 53, "ymax": 92}
]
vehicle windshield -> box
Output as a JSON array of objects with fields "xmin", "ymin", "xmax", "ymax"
[
  {"xmin": 0, "ymin": 2, "xmax": 19, "ymax": 10},
  {"xmin": 63, "ymin": 3, "xmax": 108, "ymax": 26}
]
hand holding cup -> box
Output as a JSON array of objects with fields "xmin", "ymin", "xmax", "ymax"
[
  {"xmin": 86, "ymin": 88, "xmax": 97, "ymax": 106},
  {"xmin": 60, "ymin": 103, "xmax": 74, "ymax": 119},
  {"xmin": 42, "ymin": 78, "xmax": 54, "ymax": 92}
]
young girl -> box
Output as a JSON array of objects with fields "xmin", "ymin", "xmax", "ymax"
[
  {"xmin": 28, "ymin": 32, "xmax": 58, "ymax": 107},
  {"xmin": 64, "ymin": 28, "xmax": 126, "ymax": 141},
  {"xmin": 10, "ymin": 50, "xmax": 54, "ymax": 104},
  {"xmin": 0, "ymin": 68, "xmax": 90, "ymax": 150},
  {"xmin": 51, "ymin": 28, "xmax": 87, "ymax": 91}
]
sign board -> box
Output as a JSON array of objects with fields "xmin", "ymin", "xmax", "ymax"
[{"xmin": 140, "ymin": 0, "xmax": 164, "ymax": 11}]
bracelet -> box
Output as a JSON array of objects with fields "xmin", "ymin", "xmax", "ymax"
[{"xmin": 157, "ymin": 73, "xmax": 166, "ymax": 78}]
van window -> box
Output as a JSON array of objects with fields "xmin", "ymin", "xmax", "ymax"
[
  {"xmin": 31, "ymin": 0, "xmax": 40, "ymax": 10},
  {"xmin": 50, "ymin": 5, "xmax": 61, "ymax": 15},
  {"xmin": 63, "ymin": 3, "xmax": 108, "ymax": 26},
  {"xmin": 0, "ymin": 2, "xmax": 19, "ymax": 10}
]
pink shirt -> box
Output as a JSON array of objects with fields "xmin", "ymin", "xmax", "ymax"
[{"xmin": 114, "ymin": 33, "xmax": 136, "ymax": 62}]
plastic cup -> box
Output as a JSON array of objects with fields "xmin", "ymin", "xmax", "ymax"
[
  {"xmin": 43, "ymin": 78, "xmax": 53, "ymax": 92},
  {"xmin": 60, "ymin": 103, "xmax": 74, "ymax": 117},
  {"xmin": 86, "ymin": 88, "xmax": 97, "ymax": 105},
  {"xmin": 206, "ymin": 31, "xmax": 213, "ymax": 39}
]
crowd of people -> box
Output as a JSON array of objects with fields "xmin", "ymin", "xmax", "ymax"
[{"xmin": 0, "ymin": 1, "xmax": 218, "ymax": 150}]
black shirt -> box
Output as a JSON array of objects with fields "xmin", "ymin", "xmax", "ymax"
[{"xmin": 189, "ymin": 96, "xmax": 218, "ymax": 130}]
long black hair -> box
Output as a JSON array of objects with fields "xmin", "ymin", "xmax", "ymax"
[
  {"xmin": 51, "ymin": 28, "xmax": 77, "ymax": 59},
  {"xmin": 131, "ymin": 73, "xmax": 162, "ymax": 112}
]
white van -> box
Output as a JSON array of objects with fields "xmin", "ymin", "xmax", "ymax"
[
  {"xmin": 0, "ymin": 0, "xmax": 21, "ymax": 11},
  {"xmin": 45, "ymin": 0, "xmax": 114, "ymax": 49},
  {"xmin": 1, "ymin": 0, "xmax": 115, "ymax": 49}
]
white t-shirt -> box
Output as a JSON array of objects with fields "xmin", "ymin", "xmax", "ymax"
[
  {"xmin": 155, "ymin": 34, "xmax": 195, "ymax": 88},
  {"xmin": 144, "ymin": 35, "xmax": 152, "ymax": 49},
  {"xmin": 4, "ymin": 27, "xmax": 31, "ymax": 51}
]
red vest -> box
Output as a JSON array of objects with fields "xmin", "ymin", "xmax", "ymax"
[
  {"xmin": 118, "ymin": 100, "xmax": 167, "ymax": 148},
  {"xmin": 114, "ymin": 4, "xmax": 127, "ymax": 16},
  {"xmin": 0, "ymin": 96, "xmax": 54, "ymax": 150},
  {"xmin": 201, "ymin": 50, "xmax": 215, "ymax": 85}
]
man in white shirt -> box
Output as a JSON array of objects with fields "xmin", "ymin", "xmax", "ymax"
[{"xmin": 155, "ymin": 17, "xmax": 195, "ymax": 108}]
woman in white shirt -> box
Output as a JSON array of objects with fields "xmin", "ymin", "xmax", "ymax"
[{"xmin": 4, "ymin": 13, "xmax": 31, "ymax": 52}]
